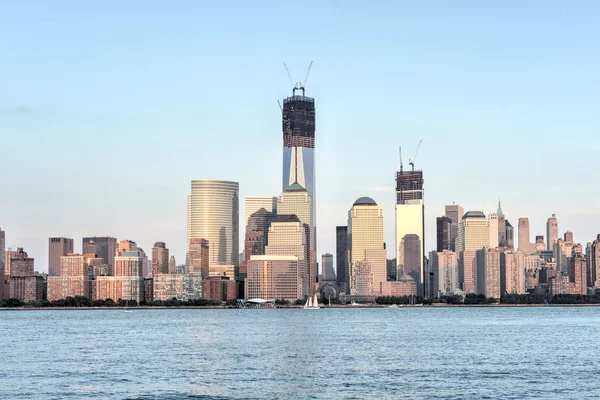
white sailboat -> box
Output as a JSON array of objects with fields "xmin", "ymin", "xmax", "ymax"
[{"xmin": 303, "ymin": 294, "xmax": 319, "ymax": 309}]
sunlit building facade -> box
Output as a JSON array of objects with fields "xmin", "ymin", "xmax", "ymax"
[
  {"xmin": 348, "ymin": 197, "xmax": 386, "ymax": 296},
  {"xmin": 457, "ymin": 211, "xmax": 490, "ymax": 293},
  {"xmin": 189, "ymin": 180, "xmax": 239, "ymax": 267},
  {"xmin": 247, "ymin": 255, "xmax": 302, "ymax": 301}
]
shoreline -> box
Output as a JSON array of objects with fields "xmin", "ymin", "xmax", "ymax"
[{"xmin": 2, "ymin": 303, "xmax": 600, "ymax": 311}]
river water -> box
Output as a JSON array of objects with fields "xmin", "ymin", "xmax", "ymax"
[{"xmin": 1, "ymin": 307, "xmax": 599, "ymax": 399}]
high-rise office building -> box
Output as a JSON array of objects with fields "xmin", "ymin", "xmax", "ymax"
[
  {"xmin": 569, "ymin": 253, "xmax": 587, "ymax": 295},
  {"xmin": 247, "ymin": 255, "xmax": 302, "ymax": 301},
  {"xmin": 535, "ymin": 235, "xmax": 546, "ymax": 253},
  {"xmin": 9, "ymin": 248, "xmax": 34, "ymax": 277},
  {"xmin": 264, "ymin": 214, "xmax": 308, "ymax": 298},
  {"xmin": 82, "ymin": 237, "xmax": 117, "ymax": 272},
  {"xmin": 281, "ymin": 87, "xmax": 316, "ymax": 290},
  {"xmin": 518, "ymin": 218, "xmax": 531, "ymax": 252},
  {"xmin": 278, "ymin": 183, "xmax": 315, "ymax": 294},
  {"xmin": 321, "ymin": 253, "xmax": 335, "ymax": 281},
  {"xmin": 151, "ymin": 242, "xmax": 169, "ymax": 276},
  {"xmin": 48, "ymin": 254, "xmax": 89, "ymax": 300},
  {"xmin": 187, "ymin": 238, "xmax": 209, "ymax": 277},
  {"xmin": 336, "ymin": 226, "xmax": 349, "ymax": 294},
  {"xmin": 0, "ymin": 227, "xmax": 5, "ymax": 273},
  {"xmin": 395, "ymin": 167, "xmax": 425, "ymax": 290},
  {"xmin": 349, "ymin": 197, "xmax": 386, "ymax": 296},
  {"xmin": 500, "ymin": 249, "xmax": 526, "ymax": 295},
  {"xmin": 546, "ymin": 214, "xmax": 558, "ymax": 251},
  {"xmin": 488, "ymin": 214, "xmax": 499, "ymax": 248},
  {"xmin": 431, "ymin": 250, "xmax": 458, "ymax": 296},
  {"xmin": 189, "ymin": 180, "xmax": 239, "ymax": 267},
  {"xmin": 281, "ymin": 89, "xmax": 316, "ymax": 209},
  {"xmin": 436, "ymin": 216, "xmax": 452, "ymax": 252},
  {"xmin": 496, "ymin": 201, "xmax": 507, "ymax": 246},
  {"xmin": 589, "ymin": 235, "xmax": 600, "ymax": 288},
  {"xmin": 505, "ymin": 220, "xmax": 514, "ymax": 249},
  {"xmin": 475, "ymin": 247, "xmax": 501, "ymax": 299},
  {"xmin": 245, "ymin": 196, "xmax": 278, "ymax": 227},
  {"xmin": 169, "ymin": 256, "xmax": 176, "ymax": 274},
  {"xmin": 445, "ymin": 204, "xmax": 464, "ymax": 252},
  {"xmin": 48, "ymin": 237, "xmax": 74, "ymax": 276},
  {"xmin": 457, "ymin": 211, "xmax": 490, "ymax": 293},
  {"xmin": 243, "ymin": 207, "xmax": 276, "ymax": 263},
  {"xmin": 564, "ymin": 231, "xmax": 574, "ymax": 244}
]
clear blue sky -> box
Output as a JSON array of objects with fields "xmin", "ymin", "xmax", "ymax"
[{"xmin": 1, "ymin": 1, "xmax": 599, "ymax": 272}]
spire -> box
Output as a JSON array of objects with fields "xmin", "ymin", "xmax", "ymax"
[{"xmin": 497, "ymin": 199, "xmax": 504, "ymax": 217}]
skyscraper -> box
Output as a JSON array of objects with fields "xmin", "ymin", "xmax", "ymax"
[
  {"xmin": 445, "ymin": 204, "xmax": 464, "ymax": 252},
  {"xmin": 518, "ymin": 218, "xmax": 531, "ymax": 252},
  {"xmin": 0, "ymin": 227, "xmax": 5, "ymax": 272},
  {"xmin": 589, "ymin": 235, "xmax": 600, "ymax": 288},
  {"xmin": 321, "ymin": 253, "xmax": 335, "ymax": 281},
  {"xmin": 500, "ymin": 249, "xmax": 526, "ymax": 295},
  {"xmin": 457, "ymin": 211, "xmax": 490, "ymax": 293},
  {"xmin": 48, "ymin": 237, "xmax": 74, "ymax": 276},
  {"xmin": 436, "ymin": 216, "xmax": 452, "ymax": 252},
  {"xmin": 496, "ymin": 200, "xmax": 507, "ymax": 246},
  {"xmin": 564, "ymin": 231, "xmax": 574, "ymax": 244},
  {"xmin": 395, "ymin": 167, "xmax": 425, "ymax": 290},
  {"xmin": 264, "ymin": 214, "xmax": 308, "ymax": 298},
  {"xmin": 151, "ymin": 242, "xmax": 169, "ymax": 276},
  {"xmin": 277, "ymin": 183, "xmax": 315, "ymax": 294},
  {"xmin": 281, "ymin": 88, "xmax": 316, "ymax": 290},
  {"xmin": 488, "ymin": 214, "xmax": 499, "ymax": 248},
  {"xmin": 336, "ymin": 226, "xmax": 349, "ymax": 294},
  {"xmin": 475, "ymin": 247, "xmax": 501, "ymax": 299},
  {"xmin": 348, "ymin": 197, "xmax": 386, "ymax": 296},
  {"xmin": 505, "ymin": 220, "xmax": 514, "ymax": 249},
  {"xmin": 431, "ymin": 250, "xmax": 458, "ymax": 296},
  {"xmin": 546, "ymin": 214, "xmax": 558, "ymax": 251},
  {"xmin": 169, "ymin": 256, "xmax": 176, "ymax": 274},
  {"xmin": 243, "ymin": 207, "xmax": 276, "ymax": 263},
  {"xmin": 189, "ymin": 180, "xmax": 239, "ymax": 267},
  {"xmin": 187, "ymin": 238, "xmax": 209, "ymax": 277},
  {"xmin": 245, "ymin": 196, "xmax": 278, "ymax": 227},
  {"xmin": 82, "ymin": 237, "xmax": 117, "ymax": 272}
]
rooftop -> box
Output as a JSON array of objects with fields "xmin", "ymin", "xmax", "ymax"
[
  {"xmin": 462, "ymin": 211, "xmax": 486, "ymax": 219},
  {"xmin": 353, "ymin": 197, "xmax": 377, "ymax": 206},
  {"xmin": 284, "ymin": 182, "xmax": 306, "ymax": 192}
]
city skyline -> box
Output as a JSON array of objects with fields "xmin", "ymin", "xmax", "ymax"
[{"xmin": 2, "ymin": 2, "xmax": 600, "ymax": 271}]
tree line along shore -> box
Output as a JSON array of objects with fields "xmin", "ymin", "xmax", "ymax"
[{"xmin": 2, "ymin": 293, "xmax": 600, "ymax": 309}]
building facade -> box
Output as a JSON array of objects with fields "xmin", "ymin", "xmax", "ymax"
[
  {"xmin": 475, "ymin": 247, "xmax": 501, "ymax": 299},
  {"xmin": 151, "ymin": 242, "xmax": 169, "ymax": 276},
  {"xmin": 321, "ymin": 253, "xmax": 335, "ymax": 281},
  {"xmin": 546, "ymin": 214, "xmax": 559, "ymax": 251},
  {"xmin": 431, "ymin": 250, "xmax": 459, "ymax": 297},
  {"xmin": 500, "ymin": 249, "xmax": 526, "ymax": 295},
  {"xmin": 436, "ymin": 216, "xmax": 452, "ymax": 252},
  {"xmin": 336, "ymin": 226, "xmax": 349, "ymax": 294},
  {"xmin": 189, "ymin": 180, "xmax": 239, "ymax": 267},
  {"xmin": 348, "ymin": 197, "xmax": 386, "ymax": 296},
  {"xmin": 445, "ymin": 204, "xmax": 464, "ymax": 252},
  {"xmin": 245, "ymin": 196, "xmax": 278, "ymax": 228},
  {"xmin": 457, "ymin": 211, "xmax": 490, "ymax": 293},
  {"xmin": 48, "ymin": 254, "xmax": 90, "ymax": 300},
  {"xmin": 153, "ymin": 273, "xmax": 203, "ymax": 301},
  {"xmin": 247, "ymin": 255, "xmax": 302, "ymax": 301},
  {"xmin": 48, "ymin": 237, "xmax": 74, "ymax": 276},
  {"xmin": 82, "ymin": 237, "xmax": 117, "ymax": 272},
  {"xmin": 395, "ymin": 169, "xmax": 425, "ymax": 291}
]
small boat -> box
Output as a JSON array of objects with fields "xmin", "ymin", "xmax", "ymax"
[
  {"xmin": 303, "ymin": 294, "xmax": 320, "ymax": 309},
  {"xmin": 388, "ymin": 304, "xmax": 399, "ymax": 308}
]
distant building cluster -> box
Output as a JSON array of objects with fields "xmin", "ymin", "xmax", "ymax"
[{"xmin": 2, "ymin": 83, "xmax": 600, "ymax": 306}]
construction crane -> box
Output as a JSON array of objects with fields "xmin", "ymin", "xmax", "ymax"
[
  {"xmin": 283, "ymin": 61, "xmax": 313, "ymax": 96},
  {"xmin": 408, "ymin": 139, "xmax": 423, "ymax": 171},
  {"xmin": 398, "ymin": 146, "xmax": 403, "ymax": 172}
]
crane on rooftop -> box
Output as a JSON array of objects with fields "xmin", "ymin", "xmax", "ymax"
[
  {"xmin": 408, "ymin": 139, "xmax": 423, "ymax": 171},
  {"xmin": 283, "ymin": 61, "xmax": 313, "ymax": 96}
]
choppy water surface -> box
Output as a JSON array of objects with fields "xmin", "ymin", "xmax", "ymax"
[{"xmin": 1, "ymin": 307, "xmax": 599, "ymax": 399}]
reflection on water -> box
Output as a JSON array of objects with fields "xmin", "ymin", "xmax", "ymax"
[{"xmin": 1, "ymin": 307, "xmax": 599, "ymax": 399}]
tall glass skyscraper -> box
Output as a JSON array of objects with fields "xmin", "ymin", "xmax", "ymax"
[
  {"xmin": 189, "ymin": 180, "xmax": 239, "ymax": 267},
  {"xmin": 395, "ymin": 168, "xmax": 425, "ymax": 293},
  {"xmin": 281, "ymin": 90, "xmax": 316, "ymax": 287}
]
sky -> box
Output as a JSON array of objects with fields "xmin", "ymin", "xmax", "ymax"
[{"xmin": 1, "ymin": 1, "xmax": 599, "ymax": 272}]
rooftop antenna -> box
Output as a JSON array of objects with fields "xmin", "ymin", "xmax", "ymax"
[{"xmin": 408, "ymin": 139, "xmax": 423, "ymax": 171}]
